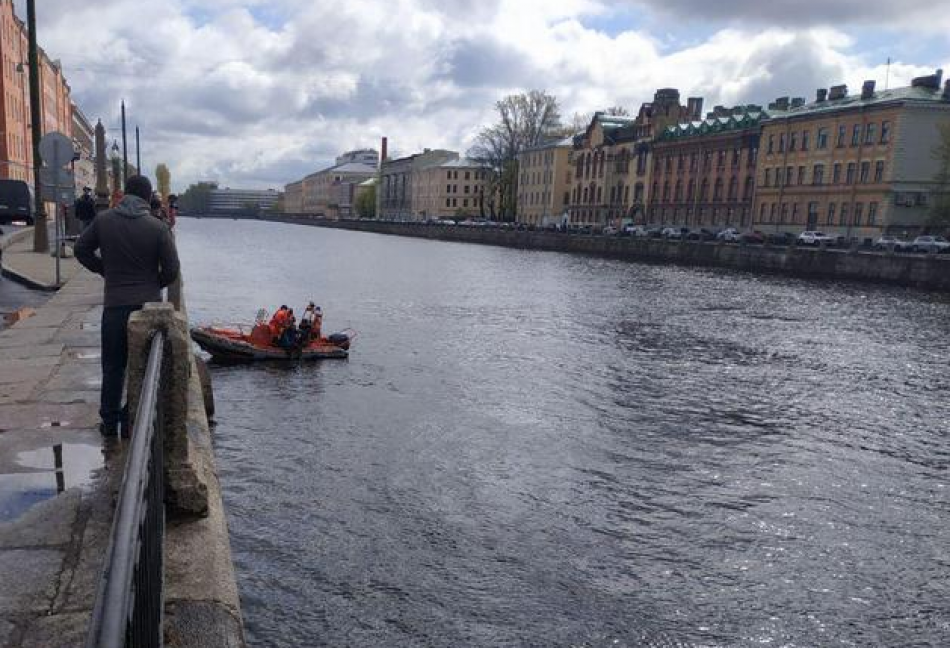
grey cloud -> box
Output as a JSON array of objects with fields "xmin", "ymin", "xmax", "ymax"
[
  {"xmin": 441, "ymin": 39, "xmax": 540, "ymax": 88},
  {"xmin": 618, "ymin": 0, "xmax": 933, "ymax": 27}
]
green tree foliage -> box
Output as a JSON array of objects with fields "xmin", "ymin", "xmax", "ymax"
[
  {"xmin": 178, "ymin": 181, "xmax": 218, "ymax": 213},
  {"xmin": 355, "ymin": 183, "xmax": 377, "ymax": 218},
  {"xmin": 929, "ymin": 122, "xmax": 950, "ymax": 233},
  {"xmin": 468, "ymin": 90, "xmax": 562, "ymax": 221},
  {"xmin": 155, "ymin": 163, "xmax": 171, "ymax": 198}
]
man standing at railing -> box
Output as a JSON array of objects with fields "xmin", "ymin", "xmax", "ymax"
[{"xmin": 75, "ymin": 175, "xmax": 181, "ymax": 437}]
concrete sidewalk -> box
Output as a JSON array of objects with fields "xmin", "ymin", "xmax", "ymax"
[
  {"xmin": 0, "ymin": 268, "xmax": 121, "ymax": 647},
  {"xmin": 0, "ymin": 227, "xmax": 82, "ymax": 291}
]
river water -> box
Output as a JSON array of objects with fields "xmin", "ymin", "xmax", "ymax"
[{"xmin": 177, "ymin": 218, "xmax": 950, "ymax": 648}]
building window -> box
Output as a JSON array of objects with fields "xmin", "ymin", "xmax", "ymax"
[
  {"xmin": 840, "ymin": 202, "xmax": 849, "ymax": 225},
  {"xmin": 759, "ymin": 203, "xmax": 766, "ymax": 221},
  {"xmin": 792, "ymin": 202, "xmax": 800, "ymax": 223},
  {"xmin": 663, "ymin": 182, "xmax": 670, "ymax": 201},
  {"xmin": 868, "ymin": 201, "xmax": 878, "ymax": 225},
  {"xmin": 446, "ymin": 199, "xmax": 451, "ymax": 207},
  {"xmin": 446, "ymin": 184, "xmax": 451, "ymax": 193},
  {"xmin": 797, "ymin": 166, "xmax": 806, "ymax": 185},
  {"xmin": 808, "ymin": 201, "xmax": 819, "ymax": 223},
  {"xmin": 864, "ymin": 123, "xmax": 876, "ymax": 145},
  {"xmin": 859, "ymin": 161, "xmax": 870, "ymax": 183},
  {"xmin": 732, "ymin": 148, "xmax": 741, "ymax": 168},
  {"xmin": 765, "ymin": 168, "xmax": 772, "ymax": 187},
  {"xmin": 813, "ymin": 164, "xmax": 824, "ymax": 185},
  {"xmin": 464, "ymin": 185, "xmax": 470, "ymax": 194},
  {"xmin": 718, "ymin": 150, "xmax": 726, "ymax": 168},
  {"xmin": 463, "ymin": 199, "xmax": 469, "ymax": 208},
  {"xmin": 677, "ymin": 155, "xmax": 684, "ymax": 171},
  {"xmin": 785, "ymin": 166, "xmax": 793, "ymax": 185},
  {"xmin": 743, "ymin": 177, "xmax": 754, "ymax": 200},
  {"xmin": 874, "ymin": 160, "xmax": 885, "ymax": 183},
  {"xmin": 836, "ymin": 125, "xmax": 846, "ymax": 147},
  {"xmin": 880, "ymin": 121, "xmax": 891, "ymax": 144},
  {"xmin": 728, "ymin": 177, "xmax": 738, "ymax": 201},
  {"xmin": 854, "ymin": 202, "xmax": 864, "ymax": 226},
  {"xmin": 465, "ymin": 171, "xmax": 470, "ymax": 180},
  {"xmin": 714, "ymin": 178, "xmax": 724, "ymax": 201},
  {"xmin": 748, "ymin": 147, "xmax": 758, "ymax": 168},
  {"xmin": 801, "ymin": 130, "xmax": 810, "ymax": 151},
  {"xmin": 452, "ymin": 198, "xmax": 457, "ymax": 207},
  {"xmin": 827, "ymin": 202, "xmax": 836, "ymax": 225},
  {"xmin": 789, "ymin": 132, "xmax": 798, "ymax": 152},
  {"xmin": 453, "ymin": 184, "xmax": 458, "ymax": 193},
  {"xmin": 833, "ymin": 163, "xmax": 842, "ymax": 184},
  {"xmin": 690, "ymin": 153, "xmax": 698, "ymax": 171},
  {"xmin": 700, "ymin": 179, "xmax": 709, "ymax": 201},
  {"xmin": 674, "ymin": 181, "xmax": 682, "ymax": 201},
  {"xmin": 768, "ymin": 135, "xmax": 775, "ymax": 154},
  {"xmin": 781, "ymin": 202, "xmax": 789, "ymax": 222},
  {"xmin": 770, "ymin": 203, "xmax": 777, "ymax": 223},
  {"xmin": 446, "ymin": 171, "xmax": 452, "ymax": 179},
  {"xmin": 846, "ymin": 162, "xmax": 856, "ymax": 184},
  {"xmin": 852, "ymin": 124, "xmax": 861, "ymax": 146}
]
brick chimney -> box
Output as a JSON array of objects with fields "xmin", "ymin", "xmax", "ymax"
[
  {"xmin": 380, "ymin": 137, "xmax": 388, "ymax": 165},
  {"xmin": 816, "ymin": 88, "xmax": 828, "ymax": 102},
  {"xmin": 687, "ymin": 97, "xmax": 703, "ymax": 120},
  {"xmin": 828, "ymin": 84, "xmax": 848, "ymax": 100},
  {"xmin": 861, "ymin": 80, "xmax": 876, "ymax": 100}
]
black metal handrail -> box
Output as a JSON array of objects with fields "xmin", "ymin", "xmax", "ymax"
[{"xmin": 86, "ymin": 332, "xmax": 166, "ymax": 648}]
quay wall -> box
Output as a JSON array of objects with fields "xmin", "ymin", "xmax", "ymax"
[{"xmin": 191, "ymin": 213, "xmax": 950, "ymax": 292}]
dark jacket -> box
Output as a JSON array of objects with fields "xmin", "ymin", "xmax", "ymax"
[
  {"xmin": 75, "ymin": 194, "xmax": 97, "ymax": 222},
  {"xmin": 74, "ymin": 195, "xmax": 180, "ymax": 307}
]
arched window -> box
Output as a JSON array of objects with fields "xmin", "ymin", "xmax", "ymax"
[
  {"xmin": 728, "ymin": 176, "xmax": 738, "ymax": 201},
  {"xmin": 713, "ymin": 178, "xmax": 724, "ymax": 201},
  {"xmin": 700, "ymin": 179, "xmax": 709, "ymax": 201}
]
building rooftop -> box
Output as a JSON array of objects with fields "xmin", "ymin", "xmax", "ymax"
[
  {"xmin": 520, "ymin": 136, "xmax": 576, "ymax": 154},
  {"xmin": 658, "ymin": 108, "xmax": 769, "ymax": 141},
  {"xmin": 439, "ymin": 157, "xmax": 489, "ymax": 168},
  {"xmin": 331, "ymin": 162, "xmax": 377, "ymax": 174}
]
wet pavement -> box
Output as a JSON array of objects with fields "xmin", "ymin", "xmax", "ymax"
[{"xmin": 0, "ymin": 265, "xmax": 125, "ymax": 648}]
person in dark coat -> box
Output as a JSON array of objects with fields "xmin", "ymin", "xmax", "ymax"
[
  {"xmin": 74, "ymin": 175, "xmax": 180, "ymax": 437},
  {"xmin": 74, "ymin": 186, "xmax": 97, "ymax": 230}
]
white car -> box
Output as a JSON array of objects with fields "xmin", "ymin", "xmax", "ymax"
[
  {"xmin": 873, "ymin": 235, "xmax": 910, "ymax": 251},
  {"xmin": 602, "ymin": 226, "xmax": 618, "ymax": 236},
  {"xmin": 661, "ymin": 227, "xmax": 685, "ymax": 239},
  {"xmin": 911, "ymin": 235, "xmax": 950, "ymax": 253},
  {"xmin": 717, "ymin": 228, "xmax": 741, "ymax": 242},
  {"xmin": 626, "ymin": 225, "xmax": 649, "ymax": 238},
  {"xmin": 797, "ymin": 231, "xmax": 838, "ymax": 246}
]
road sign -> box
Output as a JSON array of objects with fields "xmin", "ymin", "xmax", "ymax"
[{"xmin": 38, "ymin": 132, "xmax": 76, "ymax": 204}]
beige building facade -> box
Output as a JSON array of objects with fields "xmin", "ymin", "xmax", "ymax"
[
  {"xmin": 284, "ymin": 179, "xmax": 303, "ymax": 213},
  {"xmin": 413, "ymin": 157, "xmax": 489, "ymax": 220},
  {"xmin": 754, "ymin": 73, "xmax": 950, "ymax": 240},
  {"xmin": 379, "ymin": 148, "xmax": 457, "ymax": 220},
  {"xmin": 516, "ymin": 137, "xmax": 572, "ymax": 226}
]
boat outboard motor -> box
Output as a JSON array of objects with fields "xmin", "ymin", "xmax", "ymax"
[{"xmin": 328, "ymin": 332, "xmax": 350, "ymax": 348}]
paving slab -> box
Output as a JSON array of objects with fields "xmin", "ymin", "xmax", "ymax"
[{"xmin": 0, "ymin": 549, "xmax": 63, "ymax": 614}]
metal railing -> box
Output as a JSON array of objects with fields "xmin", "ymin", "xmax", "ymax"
[{"xmin": 86, "ymin": 332, "xmax": 166, "ymax": 648}]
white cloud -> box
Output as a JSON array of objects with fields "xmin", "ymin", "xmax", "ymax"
[{"xmin": 15, "ymin": 0, "xmax": 949, "ymax": 191}]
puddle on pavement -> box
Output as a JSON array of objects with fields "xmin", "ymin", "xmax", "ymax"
[{"xmin": 0, "ymin": 442, "xmax": 104, "ymax": 522}]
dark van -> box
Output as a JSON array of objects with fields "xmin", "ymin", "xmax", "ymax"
[{"xmin": 0, "ymin": 179, "xmax": 34, "ymax": 225}]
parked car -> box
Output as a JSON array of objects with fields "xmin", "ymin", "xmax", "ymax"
[
  {"xmin": 717, "ymin": 228, "xmax": 741, "ymax": 242},
  {"xmin": 688, "ymin": 228, "xmax": 719, "ymax": 241},
  {"xmin": 766, "ymin": 231, "xmax": 796, "ymax": 245},
  {"xmin": 0, "ymin": 179, "xmax": 34, "ymax": 226},
  {"xmin": 872, "ymin": 235, "xmax": 911, "ymax": 251},
  {"xmin": 662, "ymin": 226, "xmax": 687, "ymax": 239},
  {"xmin": 797, "ymin": 230, "xmax": 838, "ymax": 246},
  {"xmin": 646, "ymin": 226, "xmax": 664, "ymax": 238},
  {"xmin": 602, "ymin": 225, "xmax": 618, "ymax": 236},
  {"xmin": 626, "ymin": 225, "xmax": 649, "ymax": 238},
  {"xmin": 910, "ymin": 235, "xmax": 950, "ymax": 253},
  {"xmin": 740, "ymin": 230, "xmax": 766, "ymax": 244}
]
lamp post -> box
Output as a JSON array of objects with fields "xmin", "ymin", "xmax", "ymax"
[
  {"xmin": 110, "ymin": 140, "xmax": 121, "ymax": 203},
  {"xmin": 26, "ymin": 0, "xmax": 48, "ymax": 252}
]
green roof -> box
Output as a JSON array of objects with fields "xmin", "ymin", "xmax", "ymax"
[{"xmin": 658, "ymin": 109, "xmax": 768, "ymax": 141}]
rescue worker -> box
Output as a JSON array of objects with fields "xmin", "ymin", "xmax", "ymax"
[
  {"xmin": 268, "ymin": 305, "xmax": 289, "ymax": 342},
  {"xmin": 278, "ymin": 309, "xmax": 297, "ymax": 348}
]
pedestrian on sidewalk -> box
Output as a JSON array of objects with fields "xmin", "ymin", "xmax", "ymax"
[
  {"xmin": 75, "ymin": 186, "xmax": 97, "ymax": 231},
  {"xmin": 74, "ymin": 175, "xmax": 180, "ymax": 437}
]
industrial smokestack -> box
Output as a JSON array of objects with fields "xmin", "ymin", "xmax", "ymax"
[{"xmin": 380, "ymin": 137, "xmax": 388, "ymax": 165}]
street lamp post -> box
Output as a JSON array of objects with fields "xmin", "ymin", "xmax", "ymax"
[
  {"xmin": 110, "ymin": 140, "xmax": 121, "ymax": 202},
  {"xmin": 26, "ymin": 0, "xmax": 48, "ymax": 253}
]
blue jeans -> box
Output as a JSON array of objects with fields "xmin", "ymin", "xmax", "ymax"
[{"xmin": 100, "ymin": 305, "xmax": 141, "ymax": 427}]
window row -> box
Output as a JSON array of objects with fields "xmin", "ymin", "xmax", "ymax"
[
  {"xmin": 446, "ymin": 170, "xmax": 484, "ymax": 180},
  {"xmin": 762, "ymin": 160, "xmax": 885, "ymax": 187},
  {"xmin": 651, "ymin": 176, "xmax": 755, "ymax": 204},
  {"xmin": 445, "ymin": 184, "xmax": 476, "ymax": 194},
  {"xmin": 653, "ymin": 147, "xmax": 759, "ymax": 176},
  {"xmin": 444, "ymin": 197, "xmax": 480, "ymax": 208},
  {"xmin": 756, "ymin": 200, "xmax": 880, "ymax": 227},
  {"xmin": 766, "ymin": 120, "xmax": 891, "ymax": 155}
]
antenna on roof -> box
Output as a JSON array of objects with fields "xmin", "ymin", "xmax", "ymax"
[{"xmin": 885, "ymin": 57, "xmax": 891, "ymax": 91}]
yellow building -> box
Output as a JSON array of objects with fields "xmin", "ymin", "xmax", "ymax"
[
  {"xmin": 413, "ymin": 157, "xmax": 489, "ymax": 220},
  {"xmin": 515, "ymin": 137, "xmax": 572, "ymax": 226},
  {"xmin": 754, "ymin": 71, "xmax": 950, "ymax": 240},
  {"xmin": 284, "ymin": 179, "xmax": 303, "ymax": 213}
]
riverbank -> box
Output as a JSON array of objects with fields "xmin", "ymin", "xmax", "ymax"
[
  {"xmin": 192, "ymin": 213, "xmax": 950, "ymax": 292},
  {"xmin": 0, "ymin": 238, "xmax": 244, "ymax": 648}
]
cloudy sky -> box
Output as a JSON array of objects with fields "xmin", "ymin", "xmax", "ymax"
[{"xmin": 15, "ymin": 0, "xmax": 950, "ymax": 191}]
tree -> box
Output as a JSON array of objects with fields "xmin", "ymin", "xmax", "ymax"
[
  {"xmin": 928, "ymin": 122, "xmax": 950, "ymax": 234},
  {"xmin": 355, "ymin": 183, "xmax": 376, "ymax": 218},
  {"xmin": 602, "ymin": 105, "xmax": 630, "ymax": 117},
  {"xmin": 468, "ymin": 90, "xmax": 562, "ymax": 221},
  {"xmin": 178, "ymin": 181, "xmax": 218, "ymax": 213},
  {"xmin": 155, "ymin": 163, "xmax": 171, "ymax": 198}
]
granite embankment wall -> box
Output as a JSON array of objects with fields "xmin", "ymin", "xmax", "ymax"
[{"xmin": 196, "ymin": 213, "xmax": 950, "ymax": 292}]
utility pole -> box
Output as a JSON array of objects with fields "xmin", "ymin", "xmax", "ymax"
[
  {"xmin": 27, "ymin": 0, "xmax": 48, "ymax": 253},
  {"xmin": 135, "ymin": 126, "xmax": 141, "ymax": 175},
  {"xmin": 121, "ymin": 100, "xmax": 128, "ymax": 184}
]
